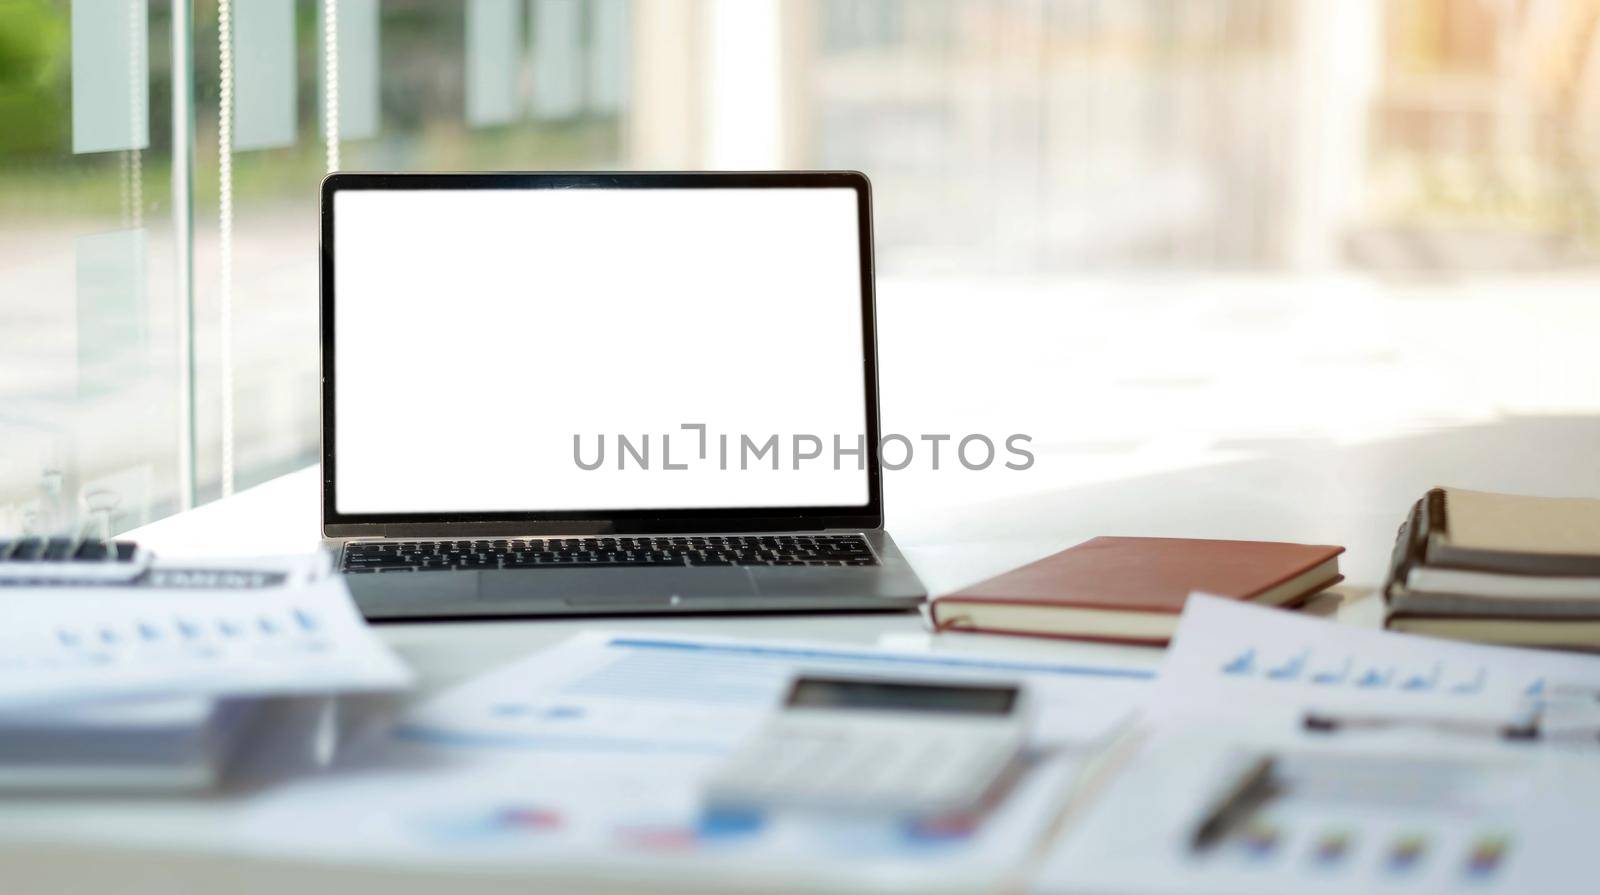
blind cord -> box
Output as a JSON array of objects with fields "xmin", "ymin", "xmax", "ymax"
[
  {"xmin": 128, "ymin": 0, "xmax": 143, "ymax": 229},
  {"xmin": 324, "ymin": 0, "xmax": 340, "ymax": 172},
  {"xmin": 217, "ymin": 0, "xmax": 234, "ymax": 498}
]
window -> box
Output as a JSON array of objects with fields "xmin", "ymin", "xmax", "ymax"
[
  {"xmin": 1, "ymin": 0, "xmax": 181, "ymax": 537},
  {"xmin": 4, "ymin": 1, "xmax": 1598, "ymax": 540},
  {"xmin": 1, "ymin": 0, "xmax": 635, "ymax": 537}
]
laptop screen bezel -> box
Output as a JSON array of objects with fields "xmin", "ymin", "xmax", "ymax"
[{"xmin": 320, "ymin": 171, "xmax": 884, "ymax": 537}]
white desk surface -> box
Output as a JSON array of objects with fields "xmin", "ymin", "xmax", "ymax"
[
  {"xmin": 12, "ymin": 415, "xmax": 1600, "ymax": 892},
  {"xmin": 8, "ymin": 274, "xmax": 1600, "ymax": 892}
]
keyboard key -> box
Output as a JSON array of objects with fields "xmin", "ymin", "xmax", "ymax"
[
  {"xmin": 8, "ymin": 538, "xmax": 43, "ymax": 560},
  {"xmin": 73, "ymin": 541, "xmax": 109, "ymax": 560}
]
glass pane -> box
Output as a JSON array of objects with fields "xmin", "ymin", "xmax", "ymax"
[
  {"xmin": 188, "ymin": 0, "xmax": 631, "ymax": 501},
  {"xmin": 0, "ymin": 0, "xmax": 181, "ymax": 539},
  {"xmin": 782, "ymin": 0, "xmax": 1600, "ymax": 515},
  {"xmin": 797, "ymin": 0, "xmax": 1600, "ymax": 274}
]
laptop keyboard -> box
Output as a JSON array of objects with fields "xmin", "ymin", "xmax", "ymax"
[{"xmin": 340, "ymin": 535, "xmax": 879, "ymax": 573}]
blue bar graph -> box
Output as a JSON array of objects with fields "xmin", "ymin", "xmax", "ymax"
[
  {"xmin": 1310, "ymin": 659, "xmax": 1351, "ymax": 685},
  {"xmin": 1267, "ymin": 651, "xmax": 1308, "ymax": 681},
  {"xmin": 1221, "ymin": 648, "xmax": 1255, "ymax": 675}
]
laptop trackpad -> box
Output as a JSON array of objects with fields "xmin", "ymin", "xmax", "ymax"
[{"xmin": 473, "ymin": 567, "xmax": 758, "ymax": 604}]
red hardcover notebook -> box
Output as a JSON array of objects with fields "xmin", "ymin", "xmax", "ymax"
[{"xmin": 930, "ymin": 536, "xmax": 1344, "ymax": 646}]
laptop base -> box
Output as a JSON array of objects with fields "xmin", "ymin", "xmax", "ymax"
[{"xmin": 334, "ymin": 530, "xmax": 926, "ymax": 621}]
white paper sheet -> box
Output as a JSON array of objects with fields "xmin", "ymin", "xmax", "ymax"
[
  {"xmin": 0, "ymin": 558, "xmax": 412, "ymax": 709},
  {"xmin": 1150, "ymin": 595, "xmax": 1600, "ymax": 736},
  {"xmin": 1033, "ymin": 597, "xmax": 1600, "ymax": 894},
  {"xmin": 235, "ymin": 630, "xmax": 1153, "ymax": 891},
  {"xmin": 1034, "ymin": 730, "xmax": 1600, "ymax": 895}
]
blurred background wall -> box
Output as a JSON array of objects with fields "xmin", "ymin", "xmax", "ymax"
[{"xmin": 3, "ymin": 0, "xmax": 1599, "ymax": 537}]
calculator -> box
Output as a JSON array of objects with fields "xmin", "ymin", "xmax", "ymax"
[
  {"xmin": 704, "ymin": 674, "xmax": 1030, "ymax": 818},
  {"xmin": 0, "ymin": 537, "xmax": 150, "ymax": 585}
]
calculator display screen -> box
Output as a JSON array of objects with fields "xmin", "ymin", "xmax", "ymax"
[{"xmin": 786, "ymin": 677, "xmax": 1018, "ymax": 716}]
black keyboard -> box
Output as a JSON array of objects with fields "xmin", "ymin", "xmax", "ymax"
[{"xmin": 340, "ymin": 534, "xmax": 879, "ymax": 573}]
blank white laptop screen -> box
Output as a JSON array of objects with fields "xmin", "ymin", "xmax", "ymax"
[{"xmin": 332, "ymin": 187, "xmax": 870, "ymax": 514}]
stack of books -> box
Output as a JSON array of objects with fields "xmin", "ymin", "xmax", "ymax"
[{"xmin": 1384, "ymin": 487, "xmax": 1600, "ymax": 649}]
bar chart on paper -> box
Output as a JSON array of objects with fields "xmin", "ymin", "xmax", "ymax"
[
  {"xmin": 0, "ymin": 575, "xmax": 412, "ymax": 709},
  {"xmin": 1034, "ymin": 732, "xmax": 1596, "ymax": 895},
  {"xmin": 1035, "ymin": 598, "xmax": 1600, "ymax": 895},
  {"xmin": 1196, "ymin": 751, "xmax": 1531, "ymax": 889},
  {"xmin": 1153, "ymin": 596, "xmax": 1600, "ymax": 726},
  {"xmin": 1217, "ymin": 648, "xmax": 1491, "ymax": 695},
  {"xmin": 42, "ymin": 602, "xmax": 327, "ymax": 665}
]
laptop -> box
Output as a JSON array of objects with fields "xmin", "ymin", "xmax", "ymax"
[{"xmin": 320, "ymin": 171, "xmax": 927, "ymax": 619}]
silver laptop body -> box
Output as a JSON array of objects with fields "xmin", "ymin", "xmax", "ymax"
[{"xmin": 319, "ymin": 171, "xmax": 926, "ymax": 620}]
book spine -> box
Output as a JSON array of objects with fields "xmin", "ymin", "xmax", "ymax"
[
  {"xmin": 927, "ymin": 599, "xmax": 964, "ymax": 632},
  {"xmin": 1422, "ymin": 487, "xmax": 1449, "ymax": 557},
  {"xmin": 1383, "ymin": 498, "xmax": 1425, "ymax": 610}
]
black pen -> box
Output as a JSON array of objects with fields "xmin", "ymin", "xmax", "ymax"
[
  {"xmin": 1190, "ymin": 755, "xmax": 1276, "ymax": 852},
  {"xmin": 1303, "ymin": 710, "xmax": 1541, "ymax": 741}
]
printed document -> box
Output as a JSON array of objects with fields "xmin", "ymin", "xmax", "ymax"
[
  {"xmin": 236, "ymin": 630, "xmax": 1153, "ymax": 891},
  {"xmin": 1034, "ymin": 597, "xmax": 1600, "ymax": 894},
  {"xmin": 1149, "ymin": 594, "xmax": 1600, "ymax": 732},
  {"xmin": 0, "ymin": 557, "xmax": 412, "ymax": 709}
]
